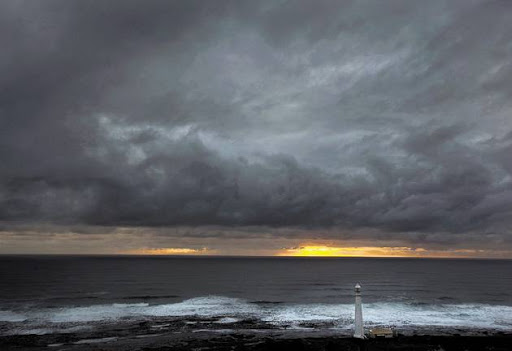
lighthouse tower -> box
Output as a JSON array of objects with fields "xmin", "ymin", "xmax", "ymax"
[{"xmin": 353, "ymin": 283, "xmax": 365, "ymax": 338}]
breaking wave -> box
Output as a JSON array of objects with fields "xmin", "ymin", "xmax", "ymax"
[{"xmin": 2, "ymin": 296, "xmax": 512, "ymax": 335}]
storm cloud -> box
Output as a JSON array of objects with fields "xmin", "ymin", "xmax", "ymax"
[{"xmin": 1, "ymin": 0, "xmax": 512, "ymax": 251}]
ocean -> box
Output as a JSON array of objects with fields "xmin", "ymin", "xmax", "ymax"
[{"xmin": 1, "ymin": 256, "xmax": 511, "ymax": 336}]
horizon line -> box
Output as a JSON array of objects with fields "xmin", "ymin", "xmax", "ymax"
[{"xmin": 0, "ymin": 253, "xmax": 510, "ymax": 260}]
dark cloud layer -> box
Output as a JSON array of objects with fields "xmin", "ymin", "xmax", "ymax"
[{"xmin": 1, "ymin": 0, "xmax": 512, "ymax": 249}]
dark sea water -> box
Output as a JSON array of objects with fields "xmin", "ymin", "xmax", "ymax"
[{"xmin": 1, "ymin": 256, "xmax": 511, "ymax": 335}]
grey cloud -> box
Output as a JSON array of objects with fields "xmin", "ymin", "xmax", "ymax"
[
  {"xmin": 1, "ymin": 0, "xmax": 512, "ymax": 249},
  {"xmin": 2, "ymin": 122, "xmax": 511, "ymax": 234}
]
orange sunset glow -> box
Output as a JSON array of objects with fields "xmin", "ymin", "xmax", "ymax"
[
  {"xmin": 119, "ymin": 245, "xmax": 504, "ymax": 258},
  {"xmin": 276, "ymin": 245, "xmax": 494, "ymax": 258},
  {"xmin": 123, "ymin": 247, "xmax": 213, "ymax": 255}
]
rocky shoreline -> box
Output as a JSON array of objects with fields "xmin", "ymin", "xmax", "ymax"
[{"xmin": 1, "ymin": 317, "xmax": 511, "ymax": 350}]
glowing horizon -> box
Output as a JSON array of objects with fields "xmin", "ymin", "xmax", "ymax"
[
  {"xmin": 277, "ymin": 245, "xmax": 428, "ymax": 257},
  {"xmin": 117, "ymin": 245, "xmax": 510, "ymax": 259},
  {"xmin": 275, "ymin": 245, "xmax": 512, "ymax": 258},
  {"xmin": 122, "ymin": 247, "xmax": 214, "ymax": 255},
  {"xmin": 2, "ymin": 226, "xmax": 510, "ymax": 258}
]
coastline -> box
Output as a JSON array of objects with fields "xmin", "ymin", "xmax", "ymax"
[
  {"xmin": 2, "ymin": 331, "xmax": 512, "ymax": 351},
  {"xmin": 2, "ymin": 317, "xmax": 511, "ymax": 350}
]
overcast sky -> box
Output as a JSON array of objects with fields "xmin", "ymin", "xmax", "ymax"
[{"xmin": 1, "ymin": 0, "xmax": 512, "ymax": 256}]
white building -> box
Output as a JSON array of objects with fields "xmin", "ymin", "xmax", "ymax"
[{"xmin": 353, "ymin": 283, "xmax": 365, "ymax": 338}]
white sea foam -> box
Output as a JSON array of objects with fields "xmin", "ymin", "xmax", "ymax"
[
  {"xmin": 215, "ymin": 317, "xmax": 240, "ymax": 324},
  {"xmin": 145, "ymin": 296, "xmax": 257, "ymax": 318},
  {"xmin": 73, "ymin": 336, "xmax": 118, "ymax": 344},
  {"xmin": 5, "ymin": 325, "xmax": 92, "ymax": 336},
  {"xmin": 49, "ymin": 303, "xmax": 149, "ymax": 322},
  {"xmin": 2, "ymin": 296, "xmax": 512, "ymax": 335},
  {"xmin": 0, "ymin": 310, "xmax": 27, "ymax": 322},
  {"xmin": 264, "ymin": 302, "xmax": 512, "ymax": 329}
]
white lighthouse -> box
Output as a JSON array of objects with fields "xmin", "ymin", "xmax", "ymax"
[{"xmin": 353, "ymin": 283, "xmax": 365, "ymax": 338}]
